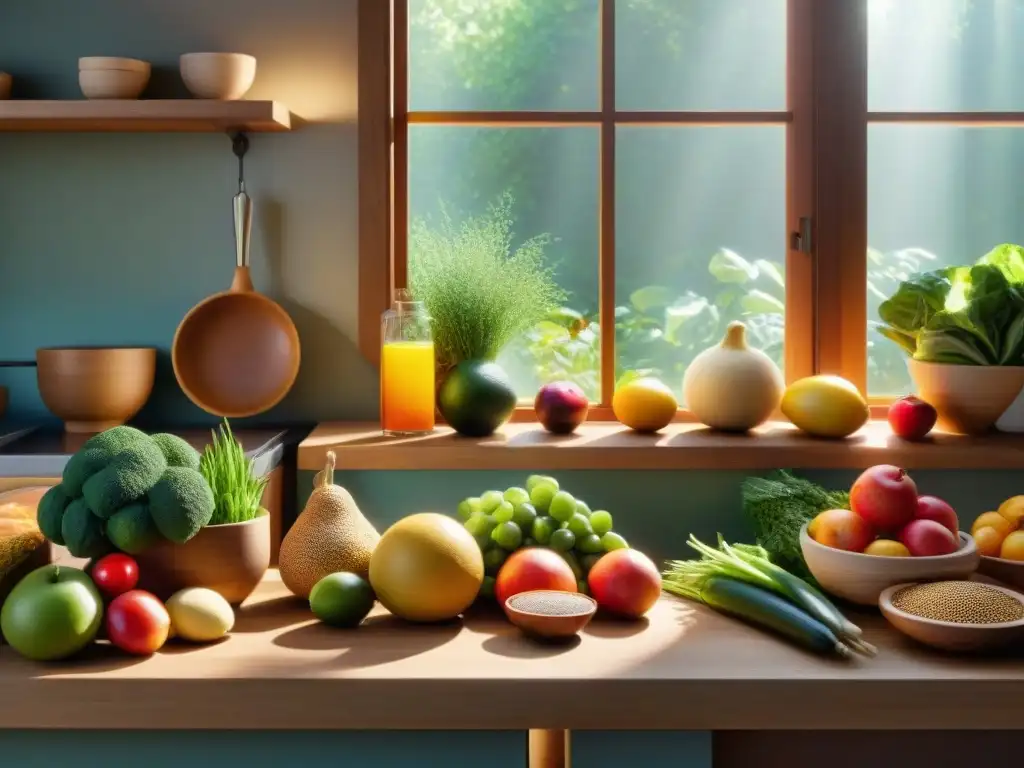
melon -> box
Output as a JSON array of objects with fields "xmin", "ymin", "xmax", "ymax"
[{"xmin": 369, "ymin": 513, "xmax": 484, "ymax": 623}]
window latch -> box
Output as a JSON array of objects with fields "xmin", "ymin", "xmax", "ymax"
[{"xmin": 791, "ymin": 216, "xmax": 813, "ymax": 255}]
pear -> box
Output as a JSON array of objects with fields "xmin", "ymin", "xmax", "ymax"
[{"xmin": 278, "ymin": 451, "xmax": 381, "ymax": 599}]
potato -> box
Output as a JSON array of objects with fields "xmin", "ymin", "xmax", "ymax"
[{"xmin": 165, "ymin": 587, "xmax": 235, "ymax": 643}]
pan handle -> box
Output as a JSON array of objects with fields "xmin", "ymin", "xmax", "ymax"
[{"xmin": 234, "ymin": 190, "xmax": 253, "ymax": 269}]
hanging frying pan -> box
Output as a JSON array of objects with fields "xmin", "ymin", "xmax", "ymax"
[{"xmin": 172, "ymin": 180, "xmax": 300, "ymax": 418}]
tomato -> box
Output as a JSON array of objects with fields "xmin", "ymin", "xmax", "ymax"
[
  {"xmin": 106, "ymin": 590, "xmax": 170, "ymax": 655},
  {"xmin": 90, "ymin": 553, "xmax": 139, "ymax": 599}
]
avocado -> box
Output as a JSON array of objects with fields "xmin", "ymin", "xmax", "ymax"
[{"xmin": 438, "ymin": 360, "xmax": 517, "ymax": 437}]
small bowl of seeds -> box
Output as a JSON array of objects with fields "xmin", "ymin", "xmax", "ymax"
[
  {"xmin": 879, "ymin": 580, "xmax": 1024, "ymax": 653},
  {"xmin": 504, "ymin": 590, "xmax": 598, "ymax": 641}
]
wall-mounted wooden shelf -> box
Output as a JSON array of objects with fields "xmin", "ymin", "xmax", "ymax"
[
  {"xmin": 299, "ymin": 421, "xmax": 1024, "ymax": 472},
  {"xmin": 0, "ymin": 100, "xmax": 293, "ymax": 132}
]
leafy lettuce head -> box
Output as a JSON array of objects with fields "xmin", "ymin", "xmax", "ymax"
[{"xmin": 878, "ymin": 244, "xmax": 1024, "ymax": 366}]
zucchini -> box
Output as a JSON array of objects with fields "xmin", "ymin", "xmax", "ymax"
[{"xmin": 700, "ymin": 576, "xmax": 852, "ymax": 658}]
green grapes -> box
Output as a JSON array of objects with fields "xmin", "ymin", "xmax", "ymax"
[
  {"xmin": 493, "ymin": 501, "xmax": 515, "ymax": 524},
  {"xmin": 549, "ymin": 491, "xmax": 577, "ymax": 523},
  {"xmin": 458, "ymin": 497, "xmax": 482, "ymax": 520},
  {"xmin": 589, "ymin": 510, "xmax": 613, "ymax": 536},
  {"xmin": 504, "ymin": 487, "xmax": 531, "ymax": 506},
  {"xmin": 480, "ymin": 490, "xmax": 505, "ymax": 513}
]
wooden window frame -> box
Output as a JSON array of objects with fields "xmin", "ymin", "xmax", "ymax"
[{"xmin": 358, "ymin": 0, "xmax": 1024, "ymax": 421}]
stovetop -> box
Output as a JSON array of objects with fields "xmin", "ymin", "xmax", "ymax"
[{"xmin": 0, "ymin": 425, "xmax": 290, "ymax": 478}]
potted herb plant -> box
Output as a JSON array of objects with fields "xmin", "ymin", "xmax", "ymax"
[
  {"xmin": 878, "ymin": 244, "xmax": 1024, "ymax": 434},
  {"xmin": 135, "ymin": 420, "xmax": 271, "ymax": 605},
  {"xmin": 408, "ymin": 193, "xmax": 564, "ymax": 437}
]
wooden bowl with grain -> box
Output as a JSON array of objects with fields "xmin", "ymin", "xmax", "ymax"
[
  {"xmin": 879, "ymin": 580, "xmax": 1024, "ymax": 653},
  {"xmin": 503, "ymin": 590, "xmax": 597, "ymax": 640}
]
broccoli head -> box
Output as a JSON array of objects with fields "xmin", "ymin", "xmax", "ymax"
[
  {"xmin": 81, "ymin": 436, "xmax": 167, "ymax": 519},
  {"xmin": 151, "ymin": 433, "xmax": 201, "ymax": 471},
  {"xmin": 36, "ymin": 485, "xmax": 71, "ymax": 545},
  {"xmin": 62, "ymin": 498, "xmax": 113, "ymax": 559},
  {"xmin": 61, "ymin": 426, "xmax": 154, "ymax": 498},
  {"xmin": 148, "ymin": 467, "xmax": 215, "ymax": 544},
  {"xmin": 106, "ymin": 502, "xmax": 163, "ymax": 554}
]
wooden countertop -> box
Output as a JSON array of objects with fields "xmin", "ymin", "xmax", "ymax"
[
  {"xmin": 299, "ymin": 421, "xmax": 1024, "ymax": 472},
  {"xmin": 2, "ymin": 571, "xmax": 1022, "ymax": 730}
]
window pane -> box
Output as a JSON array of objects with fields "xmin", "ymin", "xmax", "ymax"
[
  {"xmin": 867, "ymin": 126, "xmax": 1024, "ymax": 395},
  {"xmin": 408, "ymin": 126, "xmax": 600, "ymax": 399},
  {"xmin": 408, "ymin": 0, "xmax": 600, "ymax": 112},
  {"xmin": 869, "ymin": 0, "xmax": 1024, "ymax": 111},
  {"xmin": 616, "ymin": 0, "xmax": 786, "ymax": 111},
  {"xmin": 615, "ymin": 127, "xmax": 786, "ymax": 400}
]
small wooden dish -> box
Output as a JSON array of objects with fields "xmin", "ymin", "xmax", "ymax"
[
  {"xmin": 879, "ymin": 581, "xmax": 1024, "ymax": 653},
  {"xmin": 978, "ymin": 555, "xmax": 1024, "ymax": 592},
  {"xmin": 504, "ymin": 590, "xmax": 597, "ymax": 640}
]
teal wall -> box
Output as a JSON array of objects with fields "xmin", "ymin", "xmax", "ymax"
[{"xmin": 0, "ymin": 0, "xmax": 377, "ymax": 428}]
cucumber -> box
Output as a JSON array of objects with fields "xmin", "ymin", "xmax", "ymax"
[
  {"xmin": 728, "ymin": 543, "xmax": 863, "ymax": 640},
  {"xmin": 700, "ymin": 577, "xmax": 852, "ymax": 658}
]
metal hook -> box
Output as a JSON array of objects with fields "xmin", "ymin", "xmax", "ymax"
[{"xmin": 231, "ymin": 132, "xmax": 249, "ymax": 193}]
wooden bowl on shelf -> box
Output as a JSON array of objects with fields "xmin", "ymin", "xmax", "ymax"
[
  {"xmin": 36, "ymin": 347, "xmax": 156, "ymax": 433},
  {"xmin": 879, "ymin": 581, "xmax": 1024, "ymax": 653},
  {"xmin": 978, "ymin": 555, "xmax": 1024, "ymax": 592},
  {"xmin": 503, "ymin": 590, "xmax": 597, "ymax": 640},
  {"xmin": 800, "ymin": 525, "xmax": 980, "ymax": 606}
]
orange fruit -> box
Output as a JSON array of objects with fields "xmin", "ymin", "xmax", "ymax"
[
  {"xmin": 999, "ymin": 530, "xmax": 1024, "ymax": 561},
  {"xmin": 971, "ymin": 511, "xmax": 1013, "ymax": 539},
  {"xmin": 997, "ymin": 496, "xmax": 1024, "ymax": 529},
  {"xmin": 974, "ymin": 526, "xmax": 1006, "ymax": 558}
]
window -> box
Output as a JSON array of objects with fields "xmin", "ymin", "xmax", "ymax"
[{"xmin": 358, "ymin": 1, "xmax": 1024, "ymax": 417}]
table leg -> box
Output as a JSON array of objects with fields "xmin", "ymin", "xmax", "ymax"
[{"xmin": 529, "ymin": 729, "xmax": 569, "ymax": 768}]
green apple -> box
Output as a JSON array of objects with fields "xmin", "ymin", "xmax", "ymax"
[{"xmin": 1, "ymin": 565, "xmax": 103, "ymax": 661}]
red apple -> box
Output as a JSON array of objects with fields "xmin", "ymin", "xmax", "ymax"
[
  {"xmin": 887, "ymin": 396, "xmax": 937, "ymax": 441},
  {"xmin": 587, "ymin": 549, "xmax": 661, "ymax": 619},
  {"xmin": 495, "ymin": 548, "xmax": 577, "ymax": 608},
  {"xmin": 899, "ymin": 519, "xmax": 958, "ymax": 557},
  {"xmin": 849, "ymin": 464, "xmax": 919, "ymax": 532},
  {"xmin": 106, "ymin": 590, "xmax": 170, "ymax": 656},
  {"xmin": 535, "ymin": 381, "xmax": 589, "ymax": 435},
  {"xmin": 90, "ymin": 553, "xmax": 139, "ymax": 599},
  {"xmin": 914, "ymin": 495, "xmax": 959, "ymax": 535}
]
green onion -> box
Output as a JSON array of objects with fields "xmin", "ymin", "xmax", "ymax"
[{"xmin": 663, "ymin": 534, "xmax": 873, "ymax": 657}]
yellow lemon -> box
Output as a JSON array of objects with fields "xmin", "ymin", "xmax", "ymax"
[
  {"xmin": 997, "ymin": 496, "xmax": 1024, "ymax": 529},
  {"xmin": 971, "ymin": 511, "xmax": 1013, "ymax": 539},
  {"xmin": 863, "ymin": 539, "xmax": 910, "ymax": 557},
  {"xmin": 974, "ymin": 526, "xmax": 1006, "ymax": 558},
  {"xmin": 612, "ymin": 377, "xmax": 678, "ymax": 433},
  {"xmin": 780, "ymin": 375, "xmax": 869, "ymax": 438}
]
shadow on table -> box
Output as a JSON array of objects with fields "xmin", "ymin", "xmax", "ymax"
[
  {"xmin": 233, "ymin": 595, "xmax": 313, "ymax": 633},
  {"xmin": 272, "ymin": 613, "xmax": 463, "ymax": 669}
]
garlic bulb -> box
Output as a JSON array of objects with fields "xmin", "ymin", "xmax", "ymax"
[{"xmin": 682, "ymin": 321, "xmax": 784, "ymax": 432}]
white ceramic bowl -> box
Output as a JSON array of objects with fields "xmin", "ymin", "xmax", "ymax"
[
  {"xmin": 180, "ymin": 53, "xmax": 256, "ymax": 100},
  {"xmin": 800, "ymin": 524, "xmax": 980, "ymax": 606},
  {"xmin": 879, "ymin": 581, "xmax": 1024, "ymax": 653},
  {"xmin": 0, "ymin": 72, "xmax": 11, "ymax": 100},
  {"xmin": 78, "ymin": 57, "xmax": 151, "ymax": 100}
]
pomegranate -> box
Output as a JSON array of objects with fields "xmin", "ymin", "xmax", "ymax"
[{"xmin": 849, "ymin": 464, "xmax": 918, "ymax": 532}]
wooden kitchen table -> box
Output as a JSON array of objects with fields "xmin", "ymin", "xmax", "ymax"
[{"xmin": 2, "ymin": 570, "xmax": 1022, "ymax": 767}]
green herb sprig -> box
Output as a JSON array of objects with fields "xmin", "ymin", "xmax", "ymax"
[
  {"xmin": 199, "ymin": 419, "xmax": 268, "ymax": 526},
  {"xmin": 408, "ymin": 192, "xmax": 566, "ymax": 369}
]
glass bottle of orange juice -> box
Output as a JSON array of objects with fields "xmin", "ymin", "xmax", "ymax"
[{"xmin": 381, "ymin": 289, "xmax": 435, "ymax": 436}]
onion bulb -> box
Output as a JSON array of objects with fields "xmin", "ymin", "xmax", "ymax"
[{"xmin": 682, "ymin": 321, "xmax": 784, "ymax": 431}]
